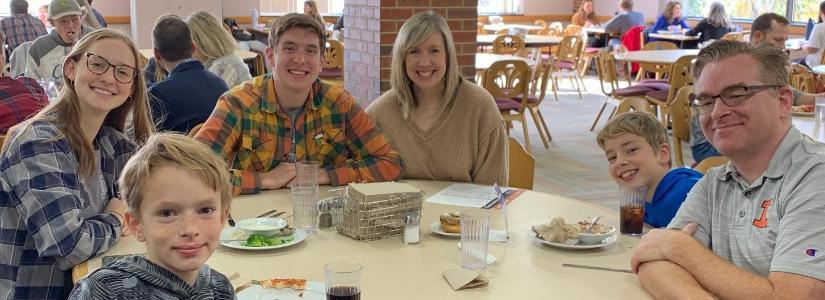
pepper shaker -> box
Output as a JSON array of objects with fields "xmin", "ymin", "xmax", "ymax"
[
  {"xmin": 404, "ymin": 211, "xmax": 420, "ymax": 245},
  {"xmin": 318, "ymin": 200, "xmax": 333, "ymax": 228}
]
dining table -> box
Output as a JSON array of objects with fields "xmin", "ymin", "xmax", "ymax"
[
  {"xmin": 72, "ymin": 180, "xmax": 651, "ymax": 299},
  {"xmin": 614, "ymin": 49, "xmax": 700, "ymax": 84},
  {"xmin": 476, "ymin": 34, "xmax": 562, "ymax": 48},
  {"xmin": 793, "ymin": 115, "xmax": 824, "ymax": 142},
  {"xmin": 647, "ymin": 32, "xmax": 699, "ymax": 48},
  {"xmin": 483, "ymin": 23, "xmax": 544, "ymax": 32},
  {"xmin": 138, "ymin": 49, "xmax": 266, "ymax": 77}
]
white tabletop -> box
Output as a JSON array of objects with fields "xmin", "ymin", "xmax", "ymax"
[
  {"xmin": 475, "ymin": 53, "xmax": 534, "ymax": 70},
  {"xmin": 74, "ymin": 180, "xmax": 649, "ymax": 299},
  {"xmin": 647, "ymin": 33, "xmax": 699, "ymax": 42},
  {"xmin": 614, "ymin": 49, "xmax": 700, "ymax": 64},
  {"xmin": 139, "ymin": 49, "xmax": 259, "ymax": 61},
  {"xmin": 583, "ymin": 26, "xmax": 606, "ymax": 34},
  {"xmin": 476, "ymin": 34, "xmax": 563, "ymax": 47},
  {"xmin": 793, "ymin": 115, "xmax": 825, "ymax": 142},
  {"xmin": 483, "ymin": 24, "xmax": 544, "ymax": 32}
]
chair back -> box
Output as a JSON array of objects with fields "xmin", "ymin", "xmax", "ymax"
[
  {"xmin": 615, "ymin": 97, "xmax": 655, "ymax": 115},
  {"xmin": 563, "ymin": 24, "xmax": 582, "ymax": 36},
  {"xmin": 556, "ymin": 35, "xmax": 583, "ymax": 63},
  {"xmin": 694, "ymin": 156, "xmax": 728, "ymax": 174},
  {"xmin": 324, "ymin": 39, "xmax": 344, "ymax": 69},
  {"xmin": 508, "ymin": 137, "xmax": 535, "ymax": 189},
  {"xmin": 790, "ymin": 63, "xmax": 816, "ymax": 93},
  {"xmin": 638, "ymin": 41, "xmax": 679, "ymax": 79},
  {"xmin": 534, "ymin": 19, "xmax": 548, "ymax": 30},
  {"xmin": 484, "ymin": 59, "xmax": 531, "ymax": 112},
  {"xmin": 477, "ymin": 22, "xmax": 486, "ymax": 35},
  {"xmin": 720, "ymin": 32, "xmax": 744, "ymax": 42},
  {"xmin": 492, "ymin": 35, "xmax": 525, "ymax": 55},
  {"xmin": 594, "ymin": 49, "xmax": 620, "ymax": 96},
  {"xmin": 669, "ymin": 85, "xmax": 694, "ymax": 167},
  {"xmin": 188, "ymin": 123, "xmax": 204, "ymax": 138},
  {"xmin": 549, "ymin": 22, "xmax": 564, "ymax": 34},
  {"xmin": 663, "ymin": 55, "xmax": 697, "ymax": 105}
]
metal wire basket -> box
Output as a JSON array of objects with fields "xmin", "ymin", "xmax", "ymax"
[{"xmin": 335, "ymin": 182, "xmax": 424, "ymax": 241}]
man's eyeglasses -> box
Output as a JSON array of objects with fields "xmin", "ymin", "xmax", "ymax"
[
  {"xmin": 689, "ymin": 85, "xmax": 781, "ymax": 114},
  {"xmin": 84, "ymin": 53, "xmax": 137, "ymax": 84}
]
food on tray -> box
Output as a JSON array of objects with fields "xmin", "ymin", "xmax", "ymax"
[
  {"xmin": 439, "ymin": 212, "xmax": 461, "ymax": 233},
  {"xmin": 243, "ymin": 226, "xmax": 296, "ymax": 247},
  {"xmin": 576, "ymin": 220, "xmax": 612, "ymax": 234},
  {"xmin": 792, "ymin": 104, "xmax": 814, "ymax": 113},
  {"xmin": 254, "ymin": 278, "xmax": 307, "ymax": 290}
]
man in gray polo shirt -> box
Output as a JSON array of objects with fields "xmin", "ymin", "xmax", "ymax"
[{"xmin": 632, "ymin": 40, "xmax": 825, "ymax": 299}]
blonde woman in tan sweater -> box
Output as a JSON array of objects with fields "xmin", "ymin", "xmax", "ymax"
[{"xmin": 366, "ymin": 11, "xmax": 508, "ymax": 185}]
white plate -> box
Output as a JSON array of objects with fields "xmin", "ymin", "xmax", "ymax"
[
  {"xmin": 220, "ymin": 227, "xmax": 307, "ymax": 250},
  {"xmin": 236, "ymin": 218, "xmax": 288, "ymax": 233},
  {"xmin": 529, "ymin": 228, "xmax": 617, "ymax": 250},
  {"xmin": 237, "ymin": 281, "xmax": 324, "ymax": 300},
  {"xmin": 429, "ymin": 221, "xmax": 460, "ymax": 238}
]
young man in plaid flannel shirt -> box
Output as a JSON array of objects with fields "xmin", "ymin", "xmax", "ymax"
[{"xmin": 195, "ymin": 13, "xmax": 402, "ymax": 195}]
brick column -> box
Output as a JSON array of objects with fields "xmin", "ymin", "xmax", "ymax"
[{"xmin": 343, "ymin": 0, "xmax": 478, "ymax": 106}]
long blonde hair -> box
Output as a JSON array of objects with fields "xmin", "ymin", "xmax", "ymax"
[
  {"xmin": 389, "ymin": 11, "xmax": 463, "ymax": 120},
  {"xmin": 706, "ymin": 1, "xmax": 731, "ymax": 28},
  {"xmin": 3, "ymin": 29, "xmax": 154, "ymax": 178},
  {"xmin": 303, "ymin": 0, "xmax": 325, "ymax": 26},
  {"xmin": 186, "ymin": 11, "xmax": 237, "ymax": 64}
]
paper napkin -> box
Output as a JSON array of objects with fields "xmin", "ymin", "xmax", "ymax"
[{"xmin": 442, "ymin": 269, "xmax": 489, "ymax": 291}]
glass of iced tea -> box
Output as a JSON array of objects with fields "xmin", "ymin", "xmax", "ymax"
[
  {"xmin": 325, "ymin": 261, "xmax": 362, "ymax": 300},
  {"xmin": 619, "ymin": 186, "xmax": 646, "ymax": 235}
]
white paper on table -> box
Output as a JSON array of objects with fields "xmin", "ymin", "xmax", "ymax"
[
  {"xmin": 425, "ymin": 183, "xmax": 511, "ymax": 208},
  {"xmin": 495, "ymin": 183, "xmax": 509, "ymax": 240},
  {"xmin": 489, "ymin": 230, "xmax": 508, "ymax": 242}
]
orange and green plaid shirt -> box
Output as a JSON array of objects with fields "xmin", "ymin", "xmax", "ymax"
[{"xmin": 195, "ymin": 75, "xmax": 402, "ymax": 195}]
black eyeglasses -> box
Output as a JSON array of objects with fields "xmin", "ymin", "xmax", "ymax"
[
  {"xmin": 689, "ymin": 84, "xmax": 781, "ymax": 114},
  {"xmin": 83, "ymin": 53, "xmax": 137, "ymax": 84}
]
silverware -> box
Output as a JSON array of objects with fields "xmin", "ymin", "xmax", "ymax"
[
  {"xmin": 584, "ymin": 216, "xmax": 603, "ymax": 233},
  {"xmin": 270, "ymin": 211, "xmax": 287, "ymax": 218},
  {"xmin": 255, "ymin": 209, "xmax": 278, "ymax": 218},
  {"xmin": 562, "ymin": 263, "xmax": 633, "ymax": 273},
  {"xmin": 228, "ymin": 213, "xmax": 236, "ymax": 227}
]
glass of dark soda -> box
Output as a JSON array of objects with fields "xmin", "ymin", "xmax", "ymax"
[
  {"xmin": 620, "ymin": 186, "xmax": 646, "ymax": 235},
  {"xmin": 325, "ymin": 261, "xmax": 362, "ymax": 300}
]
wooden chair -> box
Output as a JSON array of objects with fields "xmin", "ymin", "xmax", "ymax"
[
  {"xmin": 548, "ymin": 35, "xmax": 584, "ymax": 101},
  {"xmin": 669, "ymin": 85, "xmax": 694, "ymax": 167},
  {"xmin": 563, "ymin": 24, "xmax": 583, "ymax": 36},
  {"xmin": 590, "ymin": 50, "xmax": 670, "ymax": 131},
  {"xmin": 790, "ymin": 63, "xmax": 816, "ymax": 93},
  {"xmin": 645, "ymin": 54, "xmax": 697, "ymax": 127},
  {"xmin": 514, "ymin": 53, "xmax": 553, "ymax": 148},
  {"xmin": 492, "ymin": 35, "xmax": 525, "ymax": 55},
  {"xmin": 477, "ymin": 22, "xmax": 486, "ymax": 35},
  {"xmin": 508, "ymin": 137, "xmax": 535, "ymax": 190},
  {"xmin": 188, "ymin": 123, "xmax": 204, "ymax": 138},
  {"xmin": 614, "ymin": 97, "xmax": 655, "ymax": 115},
  {"xmin": 484, "ymin": 59, "xmax": 533, "ymax": 153},
  {"xmin": 694, "ymin": 156, "xmax": 728, "ymax": 174},
  {"xmin": 320, "ymin": 39, "xmax": 344, "ymax": 86},
  {"xmin": 637, "ymin": 41, "xmax": 678, "ymax": 80},
  {"xmin": 548, "ymin": 22, "xmax": 564, "ymax": 36},
  {"xmin": 532, "ymin": 19, "xmax": 548, "ymax": 35},
  {"xmin": 495, "ymin": 29, "xmax": 509, "ymax": 35},
  {"xmin": 720, "ymin": 32, "xmax": 744, "ymax": 42}
]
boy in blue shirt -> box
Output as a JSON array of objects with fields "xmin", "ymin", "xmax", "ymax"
[{"xmin": 597, "ymin": 112, "xmax": 702, "ymax": 228}]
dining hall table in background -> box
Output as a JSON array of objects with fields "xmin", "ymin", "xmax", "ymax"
[
  {"xmin": 614, "ymin": 49, "xmax": 700, "ymax": 84},
  {"xmin": 483, "ymin": 23, "xmax": 544, "ymax": 32},
  {"xmin": 476, "ymin": 34, "xmax": 563, "ymax": 48},
  {"xmin": 647, "ymin": 33, "xmax": 699, "ymax": 48},
  {"xmin": 139, "ymin": 49, "xmax": 266, "ymax": 77},
  {"xmin": 73, "ymin": 180, "xmax": 651, "ymax": 299}
]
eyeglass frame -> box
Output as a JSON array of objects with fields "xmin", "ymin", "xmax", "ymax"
[
  {"xmin": 688, "ymin": 84, "xmax": 783, "ymax": 114},
  {"xmin": 81, "ymin": 52, "xmax": 138, "ymax": 84}
]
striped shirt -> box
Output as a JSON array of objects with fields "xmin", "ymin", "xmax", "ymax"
[
  {"xmin": 669, "ymin": 127, "xmax": 825, "ymax": 280},
  {"xmin": 68, "ymin": 256, "xmax": 234, "ymax": 299},
  {"xmin": 0, "ymin": 121, "xmax": 134, "ymax": 300},
  {"xmin": 195, "ymin": 75, "xmax": 402, "ymax": 195},
  {"xmin": 0, "ymin": 14, "xmax": 47, "ymax": 52}
]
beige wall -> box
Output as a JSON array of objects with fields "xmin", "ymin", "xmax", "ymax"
[
  {"xmin": 524, "ymin": 0, "xmax": 573, "ymax": 15},
  {"xmin": 594, "ymin": 0, "xmax": 663, "ymax": 21}
]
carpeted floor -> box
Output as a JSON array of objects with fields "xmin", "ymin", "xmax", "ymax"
[{"xmin": 507, "ymin": 76, "xmax": 694, "ymax": 211}]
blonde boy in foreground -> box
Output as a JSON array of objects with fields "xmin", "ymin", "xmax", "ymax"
[
  {"xmin": 69, "ymin": 133, "xmax": 235, "ymax": 299},
  {"xmin": 597, "ymin": 112, "xmax": 702, "ymax": 228}
]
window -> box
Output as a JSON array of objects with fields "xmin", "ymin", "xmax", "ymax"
[
  {"xmin": 684, "ymin": 0, "xmax": 821, "ymax": 23},
  {"xmin": 478, "ymin": 0, "xmax": 523, "ymax": 15},
  {"xmin": 0, "ymin": 0, "xmax": 51, "ymax": 16},
  {"xmin": 259, "ymin": 0, "xmax": 343, "ymax": 15}
]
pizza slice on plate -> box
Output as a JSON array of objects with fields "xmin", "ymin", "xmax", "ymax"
[{"xmin": 253, "ymin": 278, "xmax": 307, "ymax": 290}]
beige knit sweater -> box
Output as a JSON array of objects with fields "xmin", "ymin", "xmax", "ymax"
[{"xmin": 366, "ymin": 81, "xmax": 508, "ymax": 185}]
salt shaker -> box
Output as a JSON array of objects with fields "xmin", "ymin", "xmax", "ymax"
[
  {"xmin": 318, "ymin": 200, "xmax": 333, "ymax": 229},
  {"xmin": 404, "ymin": 211, "xmax": 420, "ymax": 245}
]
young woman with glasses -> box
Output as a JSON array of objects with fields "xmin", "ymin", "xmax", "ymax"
[{"xmin": 0, "ymin": 29, "xmax": 154, "ymax": 298}]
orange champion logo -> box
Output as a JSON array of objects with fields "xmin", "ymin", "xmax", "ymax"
[{"xmin": 752, "ymin": 199, "xmax": 773, "ymax": 228}]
